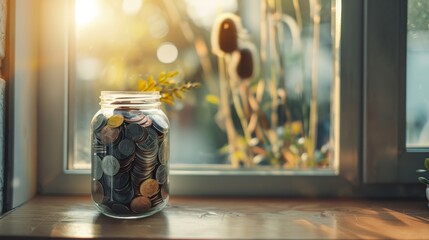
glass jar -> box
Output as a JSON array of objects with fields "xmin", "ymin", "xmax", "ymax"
[{"xmin": 90, "ymin": 91, "xmax": 169, "ymax": 219}]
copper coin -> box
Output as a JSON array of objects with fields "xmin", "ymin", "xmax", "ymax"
[
  {"xmin": 107, "ymin": 114, "xmax": 124, "ymax": 128},
  {"xmin": 139, "ymin": 179, "xmax": 159, "ymax": 197},
  {"xmin": 100, "ymin": 126, "xmax": 120, "ymax": 145},
  {"xmin": 130, "ymin": 196, "xmax": 152, "ymax": 213},
  {"xmin": 142, "ymin": 116, "xmax": 153, "ymax": 128},
  {"xmin": 92, "ymin": 181, "xmax": 104, "ymax": 204},
  {"xmin": 136, "ymin": 128, "xmax": 158, "ymax": 152},
  {"xmin": 151, "ymin": 194, "xmax": 164, "ymax": 207},
  {"xmin": 125, "ymin": 111, "xmax": 146, "ymax": 123}
]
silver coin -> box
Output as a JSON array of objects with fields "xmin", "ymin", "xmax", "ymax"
[
  {"xmin": 118, "ymin": 138, "xmax": 136, "ymax": 157},
  {"xmin": 158, "ymin": 140, "xmax": 169, "ymax": 165},
  {"xmin": 93, "ymin": 155, "xmax": 103, "ymax": 180},
  {"xmin": 155, "ymin": 164, "xmax": 167, "ymax": 184},
  {"xmin": 148, "ymin": 114, "xmax": 169, "ymax": 133},
  {"xmin": 102, "ymin": 155, "xmax": 120, "ymax": 176},
  {"xmin": 92, "ymin": 114, "xmax": 107, "ymax": 131},
  {"xmin": 125, "ymin": 123, "xmax": 147, "ymax": 142}
]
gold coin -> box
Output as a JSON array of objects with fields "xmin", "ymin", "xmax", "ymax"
[
  {"xmin": 139, "ymin": 179, "xmax": 159, "ymax": 197},
  {"xmin": 107, "ymin": 114, "xmax": 124, "ymax": 128},
  {"xmin": 130, "ymin": 196, "xmax": 152, "ymax": 213}
]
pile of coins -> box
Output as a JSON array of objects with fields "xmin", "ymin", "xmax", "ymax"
[{"xmin": 91, "ymin": 109, "xmax": 169, "ymax": 215}]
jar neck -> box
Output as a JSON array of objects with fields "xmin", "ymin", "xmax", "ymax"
[{"xmin": 100, "ymin": 91, "xmax": 161, "ymax": 110}]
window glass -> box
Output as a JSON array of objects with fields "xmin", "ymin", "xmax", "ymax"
[
  {"xmin": 71, "ymin": 0, "xmax": 339, "ymax": 171},
  {"xmin": 407, "ymin": 0, "xmax": 429, "ymax": 148}
]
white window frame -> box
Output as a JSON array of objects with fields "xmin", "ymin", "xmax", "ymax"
[
  {"xmin": 4, "ymin": 0, "xmax": 38, "ymax": 210},
  {"xmin": 37, "ymin": 0, "xmax": 421, "ymax": 196}
]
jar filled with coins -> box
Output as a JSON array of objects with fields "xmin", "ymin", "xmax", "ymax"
[{"xmin": 90, "ymin": 91, "xmax": 169, "ymax": 219}]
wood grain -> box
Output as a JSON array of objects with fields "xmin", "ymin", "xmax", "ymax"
[{"xmin": 0, "ymin": 196, "xmax": 428, "ymax": 239}]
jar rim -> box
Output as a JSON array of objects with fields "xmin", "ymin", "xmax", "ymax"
[
  {"xmin": 100, "ymin": 91, "xmax": 161, "ymax": 108},
  {"xmin": 101, "ymin": 91, "xmax": 160, "ymax": 96}
]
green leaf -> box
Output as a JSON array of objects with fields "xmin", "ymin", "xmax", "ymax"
[{"xmin": 425, "ymin": 158, "xmax": 429, "ymax": 170}]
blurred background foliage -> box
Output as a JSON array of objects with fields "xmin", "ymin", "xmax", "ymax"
[{"xmin": 72, "ymin": 0, "xmax": 337, "ymax": 169}]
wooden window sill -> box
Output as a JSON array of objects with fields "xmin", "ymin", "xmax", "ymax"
[{"xmin": 0, "ymin": 196, "xmax": 428, "ymax": 239}]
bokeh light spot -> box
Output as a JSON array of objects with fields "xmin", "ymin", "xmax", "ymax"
[
  {"xmin": 122, "ymin": 0, "xmax": 143, "ymax": 15},
  {"xmin": 157, "ymin": 43, "xmax": 178, "ymax": 64}
]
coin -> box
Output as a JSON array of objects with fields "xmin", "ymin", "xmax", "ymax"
[
  {"xmin": 92, "ymin": 155, "xmax": 103, "ymax": 180},
  {"xmin": 102, "ymin": 155, "xmax": 120, "ymax": 176},
  {"xmin": 148, "ymin": 114, "xmax": 169, "ymax": 133},
  {"xmin": 92, "ymin": 181, "xmax": 104, "ymax": 204},
  {"xmin": 136, "ymin": 128, "xmax": 158, "ymax": 152},
  {"xmin": 161, "ymin": 184, "xmax": 169, "ymax": 200},
  {"xmin": 111, "ymin": 145, "xmax": 127, "ymax": 160},
  {"xmin": 107, "ymin": 114, "xmax": 124, "ymax": 128},
  {"xmin": 113, "ymin": 108, "xmax": 137, "ymax": 118},
  {"xmin": 125, "ymin": 123, "xmax": 147, "ymax": 142},
  {"xmin": 151, "ymin": 193, "xmax": 164, "ymax": 207},
  {"xmin": 92, "ymin": 114, "xmax": 107, "ymax": 131},
  {"xmin": 142, "ymin": 116, "xmax": 152, "ymax": 128},
  {"xmin": 111, "ymin": 203, "xmax": 131, "ymax": 214},
  {"xmin": 124, "ymin": 111, "xmax": 146, "ymax": 123},
  {"xmin": 130, "ymin": 196, "xmax": 152, "ymax": 213},
  {"xmin": 104, "ymin": 171, "xmax": 130, "ymax": 190},
  {"xmin": 118, "ymin": 154, "xmax": 135, "ymax": 173},
  {"xmin": 139, "ymin": 179, "xmax": 159, "ymax": 197},
  {"xmin": 118, "ymin": 139, "xmax": 136, "ymax": 157},
  {"xmin": 113, "ymin": 182, "xmax": 134, "ymax": 205},
  {"xmin": 100, "ymin": 126, "xmax": 120, "ymax": 145},
  {"xmin": 116, "ymin": 173, "xmax": 131, "ymax": 191},
  {"xmin": 93, "ymin": 144, "xmax": 107, "ymax": 155},
  {"xmin": 158, "ymin": 140, "xmax": 169, "ymax": 165},
  {"xmin": 155, "ymin": 164, "xmax": 167, "ymax": 185}
]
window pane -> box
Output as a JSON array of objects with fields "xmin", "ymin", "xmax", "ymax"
[
  {"xmin": 70, "ymin": 0, "xmax": 339, "ymax": 171},
  {"xmin": 407, "ymin": 0, "xmax": 429, "ymax": 148}
]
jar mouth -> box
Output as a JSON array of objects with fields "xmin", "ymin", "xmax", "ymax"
[{"xmin": 100, "ymin": 91, "xmax": 161, "ymax": 108}]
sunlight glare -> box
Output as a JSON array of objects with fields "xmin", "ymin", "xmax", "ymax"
[
  {"xmin": 185, "ymin": 0, "xmax": 237, "ymax": 29},
  {"xmin": 122, "ymin": 0, "xmax": 143, "ymax": 15},
  {"xmin": 75, "ymin": 0, "xmax": 99, "ymax": 27}
]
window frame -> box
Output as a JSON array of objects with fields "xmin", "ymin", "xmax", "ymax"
[
  {"xmin": 3, "ymin": 0, "xmax": 38, "ymax": 210},
  {"xmin": 38, "ymin": 0, "xmax": 421, "ymax": 196},
  {"xmin": 363, "ymin": 0, "xmax": 424, "ymax": 184}
]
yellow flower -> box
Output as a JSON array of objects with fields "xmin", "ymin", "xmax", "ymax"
[{"xmin": 139, "ymin": 71, "xmax": 200, "ymax": 105}]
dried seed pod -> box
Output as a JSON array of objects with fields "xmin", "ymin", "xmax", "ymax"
[
  {"xmin": 230, "ymin": 42, "xmax": 260, "ymax": 80},
  {"xmin": 211, "ymin": 13, "xmax": 242, "ymax": 56},
  {"xmin": 236, "ymin": 48, "xmax": 253, "ymax": 79}
]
